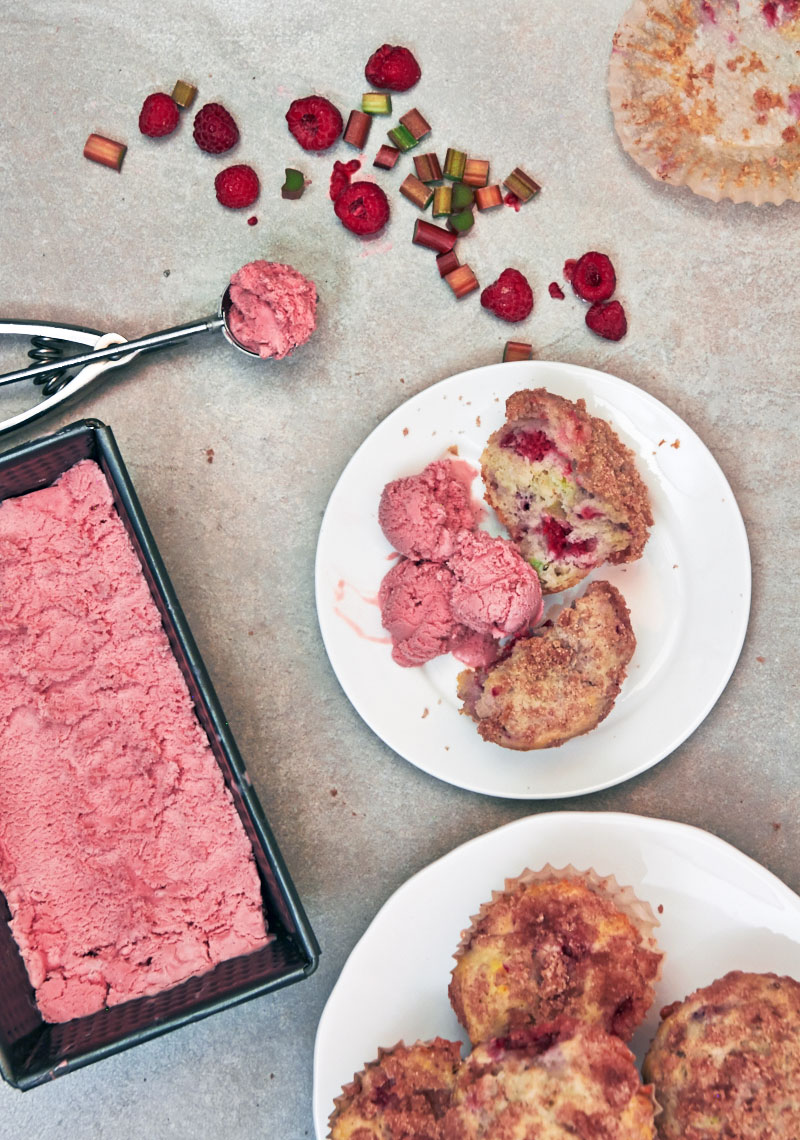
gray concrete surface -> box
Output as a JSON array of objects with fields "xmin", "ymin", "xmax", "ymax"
[{"xmin": 1, "ymin": 0, "xmax": 798, "ymax": 1136}]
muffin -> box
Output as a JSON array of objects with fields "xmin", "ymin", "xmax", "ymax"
[
  {"xmin": 449, "ymin": 866, "xmax": 662, "ymax": 1046},
  {"xmin": 329, "ymin": 1038, "xmax": 463, "ymax": 1140},
  {"xmin": 443, "ymin": 1018, "xmax": 657, "ymax": 1140},
  {"xmin": 481, "ymin": 389, "xmax": 652, "ymax": 593},
  {"xmin": 457, "ymin": 580, "xmax": 636, "ymax": 750},
  {"xmin": 643, "ymin": 970, "xmax": 800, "ymax": 1139}
]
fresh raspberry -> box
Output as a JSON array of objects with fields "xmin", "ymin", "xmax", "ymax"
[
  {"xmin": 214, "ymin": 164, "xmax": 260, "ymax": 209},
  {"xmin": 334, "ymin": 181, "xmax": 390, "ymax": 236},
  {"xmin": 286, "ymin": 95, "xmax": 343, "ymax": 151},
  {"xmin": 586, "ymin": 300, "xmax": 628, "ymax": 341},
  {"xmin": 480, "ymin": 269, "xmax": 534, "ymax": 323},
  {"xmin": 571, "ymin": 251, "xmax": 616, "ymax": 303},
  {"xmin": 138, "ymin": 92, "xmax": 180, "ymax": 138},
  {"xmin": 193, "ymin": 102, "xmax": 239, "ymax": 154},
  {"xmin": 548, "ymin": 282, "xmax": 565, "ymax": 300},
  {"xmin": 364, "ymin": 44, "xmax": 421, "ymax": 91},
  {"xmin": 329, "ymin": 159, "xmax": 361, "ymax": 201}
]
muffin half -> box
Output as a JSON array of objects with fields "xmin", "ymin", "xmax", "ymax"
[{"xmin": 481, "ymin": 388, "xmax": 652, "ymax": 593}]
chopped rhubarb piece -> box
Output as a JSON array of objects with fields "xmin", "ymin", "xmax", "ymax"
[
  {"xmin": 503, "ymin": 341, "xmax": 533, "ymax": 362},
  {"xmin": 281, "ymin": 167, "xmax": 305, "ymax": 199},
  {"xmin": 447, "ymin": 209, "xmax": 474, "ymax": 234},
  {"xmin": 362, "ymin": 92, "xmax": 392, "ymax": 115},
  {"xmin": 432, "ymin": 185, "xmax": 452, "ymax": 216},
  {"xmin": 548, "ymin": 281, "xmax": 565, "ymax": 299},
  {"xmin": 475, "ymin": 185, "xmax": 503, "ymax": 210},
  {"xmin": 171, "ymin": 80, "xmax": 197, "ymax": 109},
  {"xmin": 83, "ymin": 133, "xmax": 127, "ymax": 170},
  {"xmin": 436, "ymin": 249, "xmax": 460, "ymax": 277},
  {"xmin": 399, "ymin": 108, "xmax": 431, "ymax": 141},
  {"xmin": 414, "ymin": 152, "xmax": 442, "ymax": 183},
  {"xmin": 344, "ymin": 109, "xmax": 371, "ymax": 149},
  {"xmin": 412, "ymin": 219, "xmax": 457, "ymax": 253},
  {"xmin": 400, "ymin": 173, "xmax": 433, "ymax": 210},
  {"xmin": 443, "ymin": 147, "xmax": 467, "ymax": 181},
  {"xmin": 503, "ymin": 167, "xmax": 541, "ymax": 202},
  {"xmin": 387, "ymin": 123, "xmax": 418, "ymax": 151},
  {"xmin": 451, "ymin": 183, "xmax": 474, "ymax": 210},
  {"xmin": 445, "ymin": 264, "xmax": 479, "ymax": 299},
  {"xmin": 463, "ymin": 158, "xmax": 489, "ymax": 187},
  {"xmin": 373, "ymin": 144, "xmax": 400, "ymax": 169}
]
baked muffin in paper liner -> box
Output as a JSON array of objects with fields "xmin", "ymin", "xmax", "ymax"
[
  {"xmin": 328, "ymin": 1037, "xmax": 462, "ymax": 1140},
  {"xmin": 643, "ymin": 971, "xmax": 800, "ymax": 1140},
  {"xmin": 445, "ymin": 1017, "xmax": 658, "ymax": 1140},
  {"xmin": 448, "ymin": 864, "xmax": 663, "ymax": 1047},
  {"xmin": 609, "ymin": 0, "xmax": 800, "ymax": 204}
]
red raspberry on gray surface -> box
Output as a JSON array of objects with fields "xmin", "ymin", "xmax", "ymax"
[
  {"xmin": 286, "ymin": 96, "xmax": 343, "ymax": 151},
  {"xmin": 214, "ymin": 164, "xmax": 260, "ymax": 209},
  {"xmin": 365, "ymin": 44, "xmax": 421, "ymax": 91},
  {"xmin": 586, "ymin": 300, "xmax": 627, "ymax": 341},
  {"xmin": 138, "ymin": 93, "xmax": 180, "ymax": 138},
  {"xmin": 481, "ymin": 269, "xmax": 534, "ymax": 323},
  {"xmin": 571, "ymin": 251, "xmax": 617, "ymax": 303},
  {"xmin": 193, "ymin": 102, "xmax": 239, "ymax": 154},
  {"xmin": 334, "ymin": 181, "xmax": 390, "ymax": 235}
]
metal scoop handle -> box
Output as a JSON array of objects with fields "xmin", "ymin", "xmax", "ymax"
[{"xmin": 0, "ymin": 315, "xmax": 223, "ymax": 388}]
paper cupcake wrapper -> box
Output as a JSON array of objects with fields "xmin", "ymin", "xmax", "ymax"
[
  {"xmin": 609, "ymin": 0, "xmax": 800, "ymax": 204},
  {"xmin": 452, "ymin": 863, "xmax": 662, "ymax": 966},
  {"xmin": 328, "ymin": 1037, "xmax": 462, "ymax": 1139}
]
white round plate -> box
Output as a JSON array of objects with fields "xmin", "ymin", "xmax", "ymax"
[
  {"xmin": 313, "ymin": 812, "xmax": 800, "ymax": 1139},
  {"xmin": 315, "ymin": 361, "xmax": 750, "ymax": 799}
]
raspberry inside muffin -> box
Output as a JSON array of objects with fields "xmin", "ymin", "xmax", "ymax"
[
  {"xmin": 481, "ymin": 389, "xmax": 652, "ymax": 593},
  {"xmin": 449, "ymin": 871, "xmax": 662, "ymax": 1046},
  {"xmin": 457, "ymin": 580, "xmax": 636, "ymax": 751},
  {"xmin": 443, "ymin": 1018, "xmax": 656, "ymax": 1139},
  {"xmin": 643, "ymin": 971, "xmax": 800, "ymax": 1140}
]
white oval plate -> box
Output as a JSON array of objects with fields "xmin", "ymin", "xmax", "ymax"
[
  {"xmin": 312, "ymin": 812, "xmax": 800, "ymax": 1139},
  {"xmin": 314, "ymin": 361, "xmax": 750, "ymax": 799}
]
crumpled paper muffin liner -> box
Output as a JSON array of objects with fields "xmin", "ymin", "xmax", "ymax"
[{"xmin": 609, "ymin": 0, "xmax": 800, "ymax": 204}]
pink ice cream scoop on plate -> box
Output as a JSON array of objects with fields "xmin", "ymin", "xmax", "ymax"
[
  {"xmin": 447, "ymin": 529, "xmax": 544, "ymax": 638},
  {"xmin": 378, "ymin": 559, "xmax": 464, "ymax": 667},
  {"xmin": 378, "ymin": 458, "xmax": 480, "ymax": 562},
  {"xmin": 225, "ymin": 260, "xmax": 317, "ymax": 360}
]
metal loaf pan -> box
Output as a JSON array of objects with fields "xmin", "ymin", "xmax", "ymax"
[{"xmin": 0, "ymin": 419, "xmax": 319, "ymax": 1090}]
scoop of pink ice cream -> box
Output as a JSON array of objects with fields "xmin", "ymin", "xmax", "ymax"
[
  {"xmin": 227, "ymin": 260, "xmax": 317, "ymax": 359},
  {"xmin": 379, "ymin": 558, "xmax": 465, "ymax": 667},
  {"xmin": 378, "ymin": 459, "xmax": 480, "ymax": 562},
  {"xmin": 447, "ymin": 529, "xmax": 543, "ymax": 638},
  {"xmin": 450, "ymin": 627, "xmax": 500, "ymax": 669}
]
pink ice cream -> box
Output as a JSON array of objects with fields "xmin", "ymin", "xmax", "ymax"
[
  {"xmin": 379, "ymin": 559, "xmax": 463, "ymax": 667},
  {"xmin": 0, "ymin": 461, "xmax": 268, "ymax": 1023},
  {"xmin": 227, "ymin": 259, "xmax": 317, "ymax": 359},
  {"xmin": 447, "ymin": 530, "xmax": 544, "ymax": 638},
  {"xmin": 378, "ymin": 458, "xmax": 481, "ymax": 562}
]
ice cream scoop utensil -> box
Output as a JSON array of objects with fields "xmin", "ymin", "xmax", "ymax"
[{"xmin": 0, "ymin": 290, "xmax": 254, "ymax": 437}]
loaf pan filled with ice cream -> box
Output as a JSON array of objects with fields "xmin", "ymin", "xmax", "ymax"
[{"xmin": 0, "ymin": 419, "xmax": 319, "ymax": 1090}]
